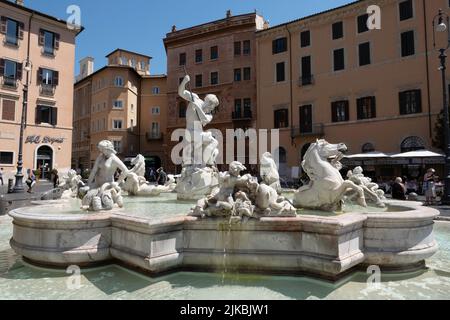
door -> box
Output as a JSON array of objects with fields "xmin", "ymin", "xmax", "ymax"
[{"xmin": 36, "ymin": 145, "xmax": 53, "ymax": 180}]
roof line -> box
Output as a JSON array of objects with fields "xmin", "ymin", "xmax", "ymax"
[
  {"xmin": 105, "ymin": 48, "xmax": 152, "ymax": 59},
  {"xmin": 74, "ymin": 65, "xmax": 142, "ymax": 86}
]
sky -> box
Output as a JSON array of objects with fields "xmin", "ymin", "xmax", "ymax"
[{"xmin": 26, "ymin": 0, "xmax": 355, "ymax": 75}]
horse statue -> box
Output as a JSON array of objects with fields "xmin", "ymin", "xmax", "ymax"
[{"xmin": 293, "ymin": 139, "xmax": 367, "ymax": 211}]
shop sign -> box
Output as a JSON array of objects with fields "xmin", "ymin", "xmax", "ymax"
[{"xmin": 25, "ymin": 135, "xmax": 65, "ymax": 145}]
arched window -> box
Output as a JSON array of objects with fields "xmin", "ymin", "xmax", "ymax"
[
  {"xmin": 362, "ymin": 143, "xmax": 375, "ymax": 153},
  {"xmin": 401, "ymin": 136, "xmax": 425, "ymax": 153}
]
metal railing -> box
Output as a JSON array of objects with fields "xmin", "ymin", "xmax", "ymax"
[
  {"xmin": 40, "ymin": 83, "xmax": 56, "ymax": 96},
  {"xmin": 146, "ymin": 132, "xmax": 163, "ymax": 141},
  {"xmin": 232, "ymin": 109, "xmax": 253, "ymax": 120},
  {"xmin": 2, "ymin": 77, "xmax": 17, "ymax": 89}
]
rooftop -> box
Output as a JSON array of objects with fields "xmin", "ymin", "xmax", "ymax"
[{"xmin": 106, "ymin": 48, "xmax": 152, "ymax": 60}]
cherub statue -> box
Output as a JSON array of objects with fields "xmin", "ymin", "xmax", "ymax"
[
  {"xmin": 260, "ymin": 152, "xmax": 281, "ymax": 193},
  {"xmin": 59, "ymin": 169, "xmax": 84, "ymax": 199}
]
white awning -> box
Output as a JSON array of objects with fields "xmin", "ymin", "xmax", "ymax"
[
  {"xmin": 391, "ymin": 150, "xmax": 444, "ymax": 158},
  {"xmin": 344, "ymin": 151, "xmax": 390, "ymax": 159}
]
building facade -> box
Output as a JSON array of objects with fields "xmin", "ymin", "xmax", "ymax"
[
  {"xmin": 72, "ymin": 49, "xmax": 168, "ymax": 173},
  {"xmin": 0, "ymin": 0, "xmax": 81, "ymax": 180},
  {"xmin": 256, "ymin": 0, "xmax": 449, "ymax": 181},
  {"xmin": 163, "ymin": 11, "xmax": 267, "ymax": 173}
]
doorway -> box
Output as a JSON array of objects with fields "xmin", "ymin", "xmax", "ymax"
[{"xmin": 36, "ymin": 145, "xmax": 53, "ymax": 180}]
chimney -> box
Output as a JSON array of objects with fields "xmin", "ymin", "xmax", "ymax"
[
  {"xmin": 15, "ymin": 0, "xmax": 24, "ymax": 6},
  {"xmin": 76, "ymin": 57, "xmax": 94, "ymax": 82},
  {"xmin": 171, "ymin": 25, "xmax": 177, "ymax": 32},
  {"xmin": 226, "ymin": 10, "xmax": 232, "ymax": 18}
]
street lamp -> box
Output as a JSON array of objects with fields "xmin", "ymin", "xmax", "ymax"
[
  {"xmin": 12, "ymin": 59, "xmax": 32, "ymax": 193},
  {"xmin": 433, "ymin": 9, "xmax": 450, "ymax": 204}
]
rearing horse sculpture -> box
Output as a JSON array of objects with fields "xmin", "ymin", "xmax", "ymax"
[{"xmin": 294, "ymin": 140, "xmax": 367, "ymax": 211}]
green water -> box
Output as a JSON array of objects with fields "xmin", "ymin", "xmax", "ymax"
[{"xmin": 1, "ymin": 214, "xmax": 450, "ymax": 300}]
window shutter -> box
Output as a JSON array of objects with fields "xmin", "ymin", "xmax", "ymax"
[
  {"xmin": 357, "ymin": 99, "xmax": 362, "ymax": 119},
  {"xmin": 18, "ymin": 22, "xmax": 24, "ymax": 40},
  {"xmin": 344, "ymin": 101, "xmax": 349, "ymax": 121},
  {"xmin": 399, "ymin": 92, "xmax": 406, "ymax": 115},
  {"xmin": 0, "ymin": 17, "xmax": 6, "ymax": 34},
  {"xmin": 38, "ymin": 68, "xmax": 43, "ymax": 83},
  {"xmin": 371, "ymin": 96, "xmax": 376, "ymax": 118},
  {"xmin": 331, "ymin": 102, "xmax": 338, "ymax": 122},
  {"xmin": 415, "ymin": 90, "xmax": 422, "ymax": 113},
  {"xmin": 38, "ymin": 29, "xmax": 44, "ymax": 46},
  {"xmin": 51, "ymin": 107, "xmax": 58, "ymax": 126},
  {"xmin": 53, "ymin": 71, "xmax": 59, "ymax": 85},
  {"xmin": 54, "ymin": 33, "xmax": 60, "ymax": 50},
  {"xmin": 35, "ymin": 106, "xmax": 42, "ymax": 124},
  {"xmin": 16, "ymin": 62, "xmax": 22, "ymax": 80},
  {"xmin": 0, "ymin": 59, "xmax": 5, "ymax": 75}
]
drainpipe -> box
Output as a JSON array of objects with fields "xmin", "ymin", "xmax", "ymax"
[
  {"xmin": 24, "ymin": 13, "xmax": 33, "ymax": 127},
  {"xmin": 423, "ymin": 0, "xmax": 432, "ymax": 138},
  {"xmin": 286, "ymin": 25, "xmax": 295, "ymax": 146}
]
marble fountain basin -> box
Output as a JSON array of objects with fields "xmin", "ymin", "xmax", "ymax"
[{"xmin": 8, "ymin": 195, "xmax": 440, "ymax": 281}]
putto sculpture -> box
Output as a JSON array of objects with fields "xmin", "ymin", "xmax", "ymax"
[
  {"xmin": 192, "ymin": 161, "xmax": 296, "ymax": 219},
  {"xmin": 260, "ymin": 152, "xmax": 281, "ymax": 194},
  {"xmin": 294, "ymin": 139, "xmax": 367, "ymax": 212},
  {"xmin": 59, "ymin": 169, "xmax": 84, "ymax": 199},
  {"xmin": 175, "ymin": 74, "xmax": 220, "ymax": 200},
  {"xmin": 79, "ymin": 140, "xmax": 128, "ymax": 211}
]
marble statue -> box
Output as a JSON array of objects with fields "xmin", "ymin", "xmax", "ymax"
[
  {"xmin": 192, "ymin": 161, "xmax": 297, "ymax": 219},
  {"xmin": 79, "ymin": 140, "xmax": 128, "ymax": 211},
  {"xmin": 260, "ymin": 152, "xmax": 281, "ymax": 194},
  {"xmin": 175, "ymin": 75, "xmax": 220, "ymax": 200},
  {"xmin": 59, "ymin": 169, "xmax": 85, "ymax": 199},
  {"xmin": 293, "ymin": 140, "xmax": 367, "ymax": 212},
  {"xmin": 129, "ymin": 154, "xmax": 146, "ymax": 178},
  {"xmin": 346, "ymin": 167, "xmax": 386, "ymax": 208}
]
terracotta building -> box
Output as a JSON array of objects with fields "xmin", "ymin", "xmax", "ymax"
[
  {"xmin": 163, "ymin": 11, "xmax": 267, "ymax": 173},
  {"xmin": 256, "ymin": 0, "xmax": 449, "ymax": 181},
  {"xmin": 0, "ymin": 0, "xmax": 81, "ymax": 181},
  {"xmin": 72, "ymin": 49, "xmax": 168, "ymax": 172}
]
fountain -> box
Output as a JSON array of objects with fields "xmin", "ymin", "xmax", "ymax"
[{"xmin": 7, "ymin": 75, "xmax": 440, "ymax": 282}]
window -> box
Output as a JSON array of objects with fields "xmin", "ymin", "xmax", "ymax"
[
  {"xmin": 115, "ymin": 76, "xmax": 124, "ymax": 86},
  {"xmin": 35, "ymin": 105, "xmax": 57, "ymax": 125},
  {"xmin": 357, "ymin": 14, "xmax": 369, "ymax": 33},
  {"xmin": 140, "ymin": 61, "xmax": 146, "ymax": 71},
  {"xmin": 332, "ymin": 21, "xmax": 344, "ymax": 40},
  {"xmin": 39, "ymin": 29, "xmax": 59, "ymax": 55},
  {"xmin": 274, "ymin": 109, "xmax": 289, "ymax": 128},
  {"xmin": 195, "ymin": 74, "xmax": 202, "ymax": 87},
  {"xmin": 362, "ymin": 143, "xmax": 375, "ymax": 153},
  {"xmin": 272, "ymin": 37, "xmax": 288, "ymax": 54},
  {"xmin": 1, "ymin": 17, "xmax": 22, "ymax": 45},
  {"xmin": 301, "ymin": 56, "xmax": 312, "ymax": 85},
  {"xmin": 357, "ymin": 96, "xmax": 376, "ymax": 120},
  {"xmin": 243, "ymin": 67, "xmax": 251, "ymax": 81},
  {"xmin": 243, "ymin": 40, "xmax": 251, "ymax": 55},
  {"xmin": 210, "ymin": 46, "xmax": 218, "ymax": 60},
  {"xmin": 299, "ymin": 105, "xmax": 312, "ymax": 133},
  {"xmin": 399, "ymin": 89, "xmax": 422, "ymax": 115},
  {"xmin": 359, "ymin": 42, "xmax": 371, "ymax": 66},
  {"xmin": 300, "ymin": 30, "xmax": 311, "ymax": 47},
  {"xmin": 210, "ymin": 71, "xmax": 218, "ymax": 85},
  {"xmin": 151, "ymin": 122, "xmax": 160, "ymax": 135},
  {"xmin": 401, "ymin": 30, "xmax": 415, "ymax": 57},
  {"xmin": 331, "ymin": 100, "xmax": 349, "ymax": 122},
  {"xmin": 234, "ymin": 41, "xmax": 241, "ymax": 56},
  {"xmin": 120, "ymin": 57, "xmax": 127, "ymax": 65},
  {"xmin": 179, "ymin": 101, "xmax": 187, "ymax": 118},
  {"xmin": 0, "ymin": 59, "xmax": 21, "ymax": 87},
  {"xmin": 179, "ymin": 53, "xmax": 186, "ymax": 66},
  {"xmin": 152, "ymin": 86, "xmax": 160, "ymax": 94},
  {"xmin": 276, "ymin": 62, "xmax": 285, "ymax": 82},
  {"xmin": 0, "ymin": 151, "xmax": 13, "ymax": 165},
  {"xmin": 243, "ymin": 98, "xmax": 251, "ymax": 112},
  {"xmin": 1, "ymin": 99, "xmax": 15, "ymax": 121},
  {"xmin": 234, "ymin": 99, "xmax": 242, "ymax": 117},
  {"xmin": 195, "ymin": 49, "xmax": 203, "ymax": 63},
  {"xmin": 113, "ymin": 140, "xmax": 122, "ymax": 153},
  {"xmin": 131, "ymin": 104, "xmax": 134, "ymax": 112},
  {"xmin": 131, "ymin": 59, "xmax": 136, "ymax": 68},
  {"xmin": 38, "ymin": 68, "xmax": 58, "ymax": 85},
  {"xmin": 399, "ymin": 0, "xmax": 413, "ymax": 21},
  {"xmin": 152, "ymin": 106, "xmax": 160, "ymax": 115},
  {"xmin": 113, "ymin": 100, "xmax": 123, "ymax": 109},
  {"xmin": 234, "ymin": 68, "xmax": 242, "ymax": 82},
  {"xmin": 113, "ymin": 120, "xmax": 123, "ymax": 130},
  {"xmin": 333, "ymin": 48, "xmax": 345, "ymax": 71}
]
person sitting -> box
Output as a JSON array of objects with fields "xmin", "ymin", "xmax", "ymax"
[{"xmin": 391, "ymin": 177, "xmax": 407, "ymax": 201}]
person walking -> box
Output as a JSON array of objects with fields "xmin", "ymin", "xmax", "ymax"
[
  {"xmin": 423, "ymin": 168, "xmax": 437, "ymax": 205},
  {"xmin": 26, "ymin": 169, "xmax": 36, "ymax": 193},
  {"xmin": 392, "ymin": 177, "xmax": 407, "ymax": 200},
  {"xmin": 0, "ymin": 168, "xmax": 4, "ymax": 186},
  {"xmin": 52, "ymin": 169, "xmax": 59, "ymax": 189},
  {"xmin": 156, "ymin": 167, "xmax": 167, "ymax": 186}
]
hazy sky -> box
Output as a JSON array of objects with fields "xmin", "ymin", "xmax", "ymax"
[{"xmin": 26, "ymin": 0, "xmax": 355, "ymax": 75}]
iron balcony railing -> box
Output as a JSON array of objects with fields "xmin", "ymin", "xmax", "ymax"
[
  {"xmin": 146, "ymin": 132, "xmax": 163, "ymax": 141},
  {"xmin": 40, "ymin": 83, "xmax": 56, "ymax": 96},
  {"xmin": 298, "ymin": 75, "xmax": 314, "ymax": 86},
  {"xmin": 291, "ymin": 123, "xmax": 324, "ymax": 137},
  {"xmin": 2, "ymin": 76, "xmax": 17, "ymax": 89},
  {"xmin": 232, "ymin": 109, "xmax": 253, "ymax": 120}
]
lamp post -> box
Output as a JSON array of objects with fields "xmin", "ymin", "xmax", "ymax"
[
  {"xmin": 433, "ymin": 9, "xmax": 450, "ymax": 204},
  {"xmin": 12, "ymin": 59, "xmax": 32, "ymax": 193}
]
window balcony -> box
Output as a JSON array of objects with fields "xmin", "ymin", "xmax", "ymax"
[
  {"xmin": 291, "ymin": 123, "xmax": 324, "ymax": 137},
  {"xmin": 298, "ymin": 75, "xmax": 314, "ymax": 87},
  {"xmin": 1, "ymin": 77, "xmax": 17, "ymax": 89},
  {"xmin": 146, "ymin": 132, "xmax": 163, "ymax": 141},
  {"xmin": 40, "ymin": 83, "xmax": 56, "ymax": 96},
  {"xmin": 232, "ymin": 109, "xmax": 253, "ymax": 120}
]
